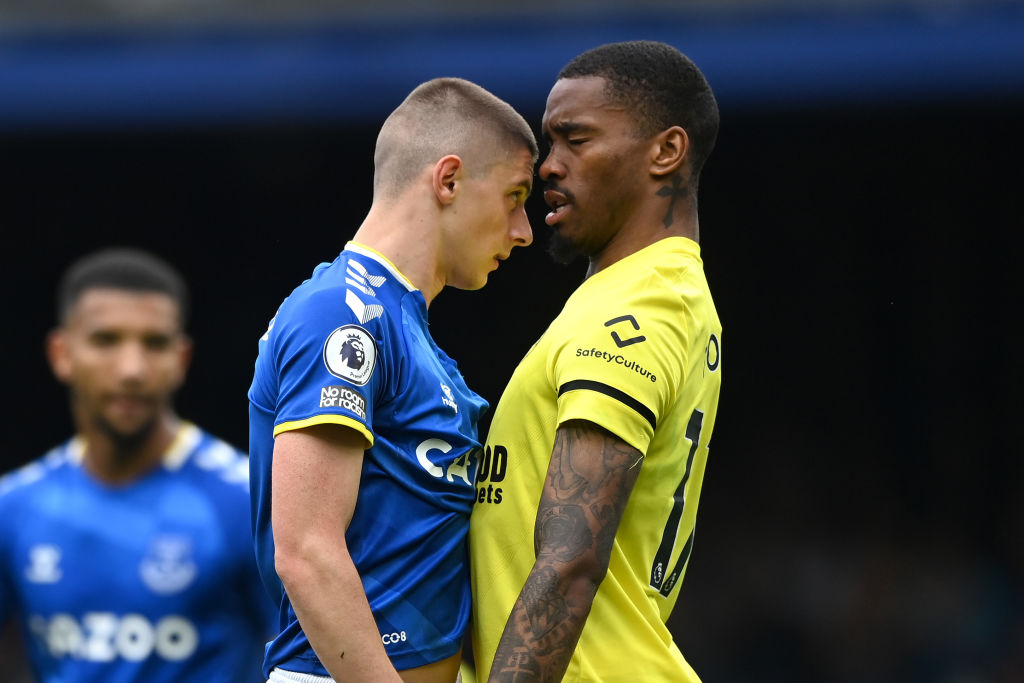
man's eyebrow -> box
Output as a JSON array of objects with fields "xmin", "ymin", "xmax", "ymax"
[
  {"xmin": 547, "ymin": 121, "xmax": 585, "ymax": 136},
  {"xmin": 543, "ymin": 121, "xmax": 594, "ymax": 145}
]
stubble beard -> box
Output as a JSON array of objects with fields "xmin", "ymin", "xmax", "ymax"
[
  {"xmin": 93, "ymin": 412, "xmax": 160, "ymax": 463},
  {"xmin": 547, "ymin": 230, "xmax": 585, "ymax": 265}
]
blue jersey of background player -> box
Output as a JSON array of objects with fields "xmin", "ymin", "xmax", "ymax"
[
  {"xmin": 247, "ymin": 77, "xmax": 537, "ymax": 683},
  {"xmin": 0, "ymin": 248, "xmax": 275, "ymax": 683}
]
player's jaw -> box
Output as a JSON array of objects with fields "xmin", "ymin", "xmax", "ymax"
[
  {"xmin": 543, "ymin": 184, "xmax": 587, "ymax": 264},
  {"xmin": 463, "ymin": 248, "xmax": 512, "ymax": 290},
  {"xmin": 105, "ymin": 390, "xmax": 158, "ymax": 424},
  {"xmin": 85, "ymin": 388, "xmax": 164, "ymax": 446},
  {"xmin": 92, "ymin": 405, "xmax": 161, "ymax": 453}
]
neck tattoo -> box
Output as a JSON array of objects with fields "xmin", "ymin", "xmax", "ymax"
[{"xmin": 656, "ymin": 174, "xmax": 688, "ymax": 228}]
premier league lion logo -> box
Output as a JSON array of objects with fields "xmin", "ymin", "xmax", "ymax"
[
  {"xmin": 339, "ymin": 335, "xmax": 366, "ymax": 370},
  {"xmin": 324, "ymin": 325, "xmax": 377, "ymax": 385}
]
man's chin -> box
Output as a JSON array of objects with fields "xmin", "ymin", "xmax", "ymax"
[
  {"xmin": 546, "ymin": 231, "xmax": 583, "ymax": 265},
  {"xmin": 95, "ymin": 416, "xmax": 159, "ymax": 452}
]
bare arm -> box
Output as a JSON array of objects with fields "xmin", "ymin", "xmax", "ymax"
[
  {"xmin": 488, "ymin": 419, "xmax": 644, "ymax": 683},
  {"xmin": 272, "ymin": 424, "xmax": 403, "ymax": 683}
]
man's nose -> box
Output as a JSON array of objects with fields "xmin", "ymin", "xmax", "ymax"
[
  {"xmin": 511, "ymin": 210, "xmax": 533, "ymax": 248},
  {"xmin": 538, "ymin": 151, "xmax": 564, "ymax": 181},
  {"xmin": 115, "ymin": 341, "xmax": 147, "ymax": 380}
]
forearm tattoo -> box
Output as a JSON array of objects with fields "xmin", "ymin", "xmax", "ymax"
[{"xmin": 491, "ymin": 422, "xmax": 643, "ymax": 682}]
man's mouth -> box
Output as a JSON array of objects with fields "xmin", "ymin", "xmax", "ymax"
[
  {"xmin": 544, "ymin": 189, "xmax": 570, "ymax": 226},
  {"xmin": 107, "ymin": 394, "xmax": 151, "ymax": 414}
]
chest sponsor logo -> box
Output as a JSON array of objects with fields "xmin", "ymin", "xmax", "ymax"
[
  {"xmin": 323, "ymin": 324, "xmax": 378, "ymax": 386},
  {"xmin": 139, "ymin": 535, "xmax": 196, "ymax": 595},
  {"xmin": 416, "ymin": 438, "xmax": 476, "ymax": 486},
  {"xmin": 474, "ymin": 444, "xmax": 507, "ymax": 505},
  {"xmin": 25, "ymin": 544, "xmax": 63, "ymax": 584},
  {"xmin": 29, "ymin": 612, "xmax": 198, "ymax": 662},
  {"xmin": 320, "ymin": 385, "xmax": 367, "ymax": 419}
]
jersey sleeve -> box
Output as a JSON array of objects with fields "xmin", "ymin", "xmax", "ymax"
[
  {"xmin": 550, "ymin": 283, "xmax": 687, "ymax": 455},
  {"xmin": 269, "ymin": 286, "xmax": 391, "ymax": 447}
]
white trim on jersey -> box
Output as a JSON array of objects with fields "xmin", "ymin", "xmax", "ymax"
[
  {"xmin": 63, "ymin": 422, "xmax": 201, "ymax": 471},
  {"xmin": 345, "ymin": 242, "xmax": 417, "ymax": 293},
  {"xmin": 164, "ymin": 422, "xmax": 202, "ymax": 470}
]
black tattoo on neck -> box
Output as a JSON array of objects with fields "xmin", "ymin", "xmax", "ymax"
[{"xmin": 656, "ymin": 173, "xmax": 688, "ymax": 228}]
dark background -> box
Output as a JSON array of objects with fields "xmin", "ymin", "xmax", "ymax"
[{"xmin": 2, "ymin": 5, "xmax": 1023, "ymax": 681}]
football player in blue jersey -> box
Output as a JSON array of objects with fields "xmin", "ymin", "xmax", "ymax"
[
  {"xmin": 248, "ymin": 77, "xmax": 537, "ymax": 683},
  {"xmin": 0, "ymin": 247, "xmax": 275, "ymax": 682}
]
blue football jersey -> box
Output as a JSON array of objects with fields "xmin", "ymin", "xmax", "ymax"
[
  {"xmin": 0, "ymin": 423, "xmax": 275, "ymax": 683},
  {"xmin": 249, "ymin": 242, "xmax": 487, "ymax": 676}
]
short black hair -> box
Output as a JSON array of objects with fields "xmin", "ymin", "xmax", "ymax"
[
  {"xmin": 56, "ymin": 247, "xmax": 189, "ymax": 325},
  {"xmin": 559, "ymin": 40, "xmax": 720, "ymax": 181}
]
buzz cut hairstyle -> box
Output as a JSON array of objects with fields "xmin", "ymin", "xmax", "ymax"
[
  {"xmin": 559, "ymin": 40, "xmax": 720, "ymax": 182},
  {"xmin": 56, "ymin": 247, "xmax": 190, "ymax": 326},
  {"xmin": 373, "ymin": 77, "xmax": 539, "ymax": 200}
]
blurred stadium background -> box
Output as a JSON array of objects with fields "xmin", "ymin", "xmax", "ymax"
[{"xmin": 2, "ymin": 0, "xmax": 1023, "ymax": 680}]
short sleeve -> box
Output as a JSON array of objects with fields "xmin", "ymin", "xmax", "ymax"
[
  {"xmin": 269, "ymin": 287, "xmax": 390, "ymax": 447},
  {"xmin": 551, "ymin": 288, "xmax": 686, "ymax": 454}
]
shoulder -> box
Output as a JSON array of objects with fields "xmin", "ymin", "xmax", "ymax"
[
  {"xmin": 273, "ymin": 258, "xmax": 400, "ymax": 347},
  {"xmin": 174, "ymin": 427, "xmax": 249, "ymax": 492},
  {"xmin": 606, "ymin": 240, "xmax": 716, "ymax": 332},
  {"xmin": 0, "ymin": 445, "xmax": 72, "ymax": 507}
]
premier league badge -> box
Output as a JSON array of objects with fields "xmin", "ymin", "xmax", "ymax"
[{"xmin": 323, "ymin": 325, "xmax": 378, "ymax": 386}]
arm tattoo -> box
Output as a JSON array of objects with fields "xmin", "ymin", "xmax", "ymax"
[
  {"xmin": 491, "ymin": 422, "xmax": 643, "ymax": 682},
  {"xmin": 656, "ymin": 171, "xmax": 689, "ymax": 228}
]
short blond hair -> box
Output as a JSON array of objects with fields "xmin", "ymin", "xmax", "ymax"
[{"xmin": 373, "ymin": 77, "xmax": 537, "ymax": 201}]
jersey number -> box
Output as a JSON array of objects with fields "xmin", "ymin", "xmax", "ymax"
[{"xmin": 649, "ymin": 409, "xmax": 704, "ymax": 596}]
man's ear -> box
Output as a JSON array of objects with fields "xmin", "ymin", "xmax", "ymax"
[
  {"xmin": 650, "ymin": 126, "xmax": 688, "ymax": 178},
  {"xmin": 46, "ymin": 328, "xmax": 72, "ymax": 383},
  {"xmin": 432, "ymin": 155, "xmax": 463, "ymax": 205}
]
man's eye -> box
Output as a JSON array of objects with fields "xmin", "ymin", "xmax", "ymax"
[
  {"xmin": 90, "ymin": 333, "xmax": 118, "ymax": 347},
  {"xmin": 145, "ymin": 336, "xmax": 172, "ymax": 351}
]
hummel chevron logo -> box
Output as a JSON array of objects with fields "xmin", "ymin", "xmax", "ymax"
[{"xmin": 345, "ymin": 289, "xmax": 384, "ymax": 324}]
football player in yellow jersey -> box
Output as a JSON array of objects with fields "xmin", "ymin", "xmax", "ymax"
[{"xmin": 464, "ymin": 41, "xmax": 722, "ymax": 682}]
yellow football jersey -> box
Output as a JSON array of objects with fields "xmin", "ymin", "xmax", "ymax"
[{"xmin": 466, "ymin": 237, "xmax": 721, "ymax": 683}]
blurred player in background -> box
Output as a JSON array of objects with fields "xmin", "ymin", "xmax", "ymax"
[
  {"xmin": 0, "ymin": 247, "xmax": 275, "ymax": 682},
  {"xmin": 248, "ymin": 77, "xmax": 536, "ymax": 683},
  {"xmin": 465, "ymin": 40, "xmax": 723, "ymax": 682}
]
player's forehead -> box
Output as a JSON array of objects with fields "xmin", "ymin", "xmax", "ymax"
[
  {"xmin": 542, "ymin": 76, "xmax": 619, "ymax": 133},
  {"xmin": 490, "ymin": 146, "xmax": 536, "ymax": 193},
  {"xmin": 67, "ymin": 287, "xmax": 182, "ymax": 332}
]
